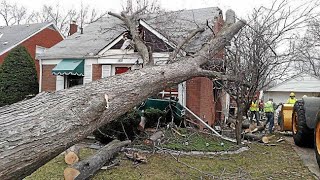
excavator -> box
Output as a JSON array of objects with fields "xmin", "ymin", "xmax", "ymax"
[{"xmin": 280, "ymin": 95, "xmax": 320, "ymax": 168}]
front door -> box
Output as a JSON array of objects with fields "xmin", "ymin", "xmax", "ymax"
[{"xmin": 115, "ymin": 67, "xmax": 130, "ymax": 74}]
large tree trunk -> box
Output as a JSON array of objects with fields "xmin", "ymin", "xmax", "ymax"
[
  {"xmin": 0, "ymin": 21, "xmax": 245, "ymax": 179},
  {"xmin": 64, "ymin": 140, "xmax": 131, "ymax": 180}
]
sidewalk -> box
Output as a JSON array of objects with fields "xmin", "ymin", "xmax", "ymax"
[{"xmin": 285, "ymin": 137, "xmax": 320, "ymax": 179}]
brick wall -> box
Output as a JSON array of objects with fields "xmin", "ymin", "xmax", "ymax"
[
  {"xmin": 0, "ymin": 27, "xmax": 64, "ymax": 79},
  {"xmin": 186, "ymin": 77, "xmax": 215, "ymax": 127},
  {"xmin": 185, "ymin": 12, "xmax": 225, "ymax": 127},
  {"xmin": 92, "ymin": 64, "xmax": 102, "ymax": 81},
  {"xmin": 42, "ymin": 65, "xmax": 56, "ymax": 92}
]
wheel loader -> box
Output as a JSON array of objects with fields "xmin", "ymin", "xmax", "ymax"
[{"xmin": 280, "ymin": 97, "xmax": 320, "ymax": 167}]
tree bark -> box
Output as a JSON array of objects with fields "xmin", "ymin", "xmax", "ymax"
[
  {"xmin": 243, "ymin": 133, "xmax": 263, "ymax": 141},
  {"xmin": 64, "ymin": 140, "xmax": 131, "ymax": 180},
  {"xmin": 0, "ymin": 20, "xmax": 245, "ymax": 179}
]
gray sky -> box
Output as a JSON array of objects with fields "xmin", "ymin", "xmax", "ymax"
[{"xmin": 6, "ymin": 0, "xmax": 273, "ymax": 18}]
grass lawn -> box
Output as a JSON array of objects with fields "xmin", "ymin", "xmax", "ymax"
[{"xmin": 26, "ymin": 133, "xmax": 316, "ymax": 180}]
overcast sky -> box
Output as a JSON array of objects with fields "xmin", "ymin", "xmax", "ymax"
[{"xmin": 6, "ymin": 0, "xmax": 274, "ymax": 19}]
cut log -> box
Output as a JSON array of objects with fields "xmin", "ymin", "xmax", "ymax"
[
  {"xmin": 64, "ymin": 140, "xmax": 131, "ymax": 180},
  {"xmin": 65, "ymin": 145, "xmax": 80, "ymax": 165},
  {"xmin": 0, "ymin": 20, "xmax": 245, "ymax": 179},
  {"xmin": 261, "ymin": 135, "xmax": 275, "ymax": 144},
  {"xmin": 243, "ymin": 133, "xmax": 263, "ymax": 141},
  {"xmin": 244, "ymin": 124, "xmax": 258, "ymax": 133},
  {"xmin": 251, "ymin": 126, "xmax": 265, "ymax": 133},
  {"xmin": 227, "ymin": 118, "xmax": 249, "ymax": 129}
]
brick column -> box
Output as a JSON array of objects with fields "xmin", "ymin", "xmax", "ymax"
[{"xmin": 186, "ymin": 10, "xmax": 225, "ymax": 127}]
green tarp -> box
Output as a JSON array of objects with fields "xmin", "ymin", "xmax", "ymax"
[{"xmin": 52, "ymin": 59, "xmax": 84, "ymax": 76}]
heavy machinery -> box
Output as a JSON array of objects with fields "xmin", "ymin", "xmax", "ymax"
[{"xmin": 281, "ymin": 97, "xmax": 320, "ymax": 167}]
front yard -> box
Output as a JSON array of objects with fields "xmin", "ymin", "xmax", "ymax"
[{"xmin": 26, "ymin": 131, "xmax": 316, "ymax": 180}]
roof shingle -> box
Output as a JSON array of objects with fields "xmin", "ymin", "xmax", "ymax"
[{"xmin": 0, "ymin": 22, "xmax": 53, "ymax": 55}]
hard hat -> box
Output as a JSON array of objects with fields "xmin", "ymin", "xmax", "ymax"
[{"xmin": 290, "ymin": 92, "xmax": 295, "ymax": 97}]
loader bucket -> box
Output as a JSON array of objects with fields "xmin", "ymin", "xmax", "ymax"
[{"xmin": 280, "ymin": 104, "xmax": 294, "ymax": 131}]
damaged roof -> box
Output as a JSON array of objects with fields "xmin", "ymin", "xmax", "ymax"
[{"xmin": 40, "ymin": 7, "xmax": 222, "ymax": 60}]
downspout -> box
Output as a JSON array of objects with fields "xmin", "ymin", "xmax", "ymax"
[{"xmin": 39, "ymin": 58, "xmax": 42, "ymax": 92}]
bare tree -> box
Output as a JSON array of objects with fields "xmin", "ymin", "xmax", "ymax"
[
  {"xmin": 122, "ymin": 0, "xmax": 162, "ymax": 15},
  {"xmin": 0, "ymin": 0, "xmax": 29, "ymax": 26},
  {"xmin": 0, "ymin": 1, "xmax": 108, "ymax": 36},
  {"xmin": 222, "ymin": 0, "xmax": 318, "ymax": 143},
  {"xmin": 293, "ymin": 17, "xmax": 320, "ymax": 77}
]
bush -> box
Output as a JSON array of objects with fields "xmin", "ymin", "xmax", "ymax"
[
  {"xmin": 0, "ymin": 46, "xmax": 38, "ymax": 106},
  {"xmin": 144, "ymin": 108, "xmax": 166, "ymax": 127},
  {"xmin": 93, "ymin": 109, "xmax": 141, "ymax": 143}
]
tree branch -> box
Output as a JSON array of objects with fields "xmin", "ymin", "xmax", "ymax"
[
  {"xmin": 107, "ymin": 11, "xmax": 124, "ymax": 21},
  {"xmin": 168, "ymin": 27, "xmax": 205, "ymax": 63},
  {"xmin": 108, "ymin": 10, "xmax": 153, "ymax": 66}
]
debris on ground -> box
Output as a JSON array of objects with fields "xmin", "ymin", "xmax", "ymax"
[{"xmin": 125, "ymin": 151, "xmax": 147, "ymax": 163}]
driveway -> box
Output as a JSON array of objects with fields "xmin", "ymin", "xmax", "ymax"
[{"xmin": 285, "ymin": 136, "xmax": 320, "ymax": 179}]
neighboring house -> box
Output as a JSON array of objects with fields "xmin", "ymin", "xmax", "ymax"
[
  {"xmin": 264, "ymin": 74, "xmax": 320, "ymax": 104},
  {"xmin": 0, "ymin": 22, "xmax": 64, "ymax": 81},
  {"xmin": 39, "ymin": 7, "xmax": 227, "ymax": 126}
]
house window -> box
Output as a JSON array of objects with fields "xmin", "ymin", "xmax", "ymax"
[
  {"xmin": 36, "ymin": 46, "xmax": 46, "ymax": 59},
  {"xmin": 65, "ymin": 75, "xmax": 83, "ymax": 88}
]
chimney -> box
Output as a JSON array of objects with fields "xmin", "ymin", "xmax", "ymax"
[
  {"xmin": 213, "ymin": 9, "xmax": 224, "ymax": 35},
  {"xmin": 69, "ymin": 20, "xmax": 78, "ymax": 36}
]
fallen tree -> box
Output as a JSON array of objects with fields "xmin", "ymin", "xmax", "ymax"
[{"xmin": 0, "ymin": 20, "xmax": 245, "ymax": 179}]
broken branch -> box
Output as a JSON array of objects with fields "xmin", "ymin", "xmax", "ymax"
[{"xmin": 169, "ymin": 27, "xmax": 205, "ymax": 62}]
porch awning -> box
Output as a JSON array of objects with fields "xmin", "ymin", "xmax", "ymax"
[{"xmin": 52, "ymin": 59, "xmax": 84, "ymax": 76}]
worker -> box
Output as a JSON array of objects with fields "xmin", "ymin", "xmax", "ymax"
[
  {"xmin": 287, "ymin": 92, "xmax": 297, "ymax": 104},
  {"xmin": 249, "ymin": 95, "xmax": 260, "ymax": 125},
  {"xmin": 264, "ymin": 98, "xmax": 275, "ymax": 133}
]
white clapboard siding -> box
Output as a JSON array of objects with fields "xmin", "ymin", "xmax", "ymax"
[
  {"xmin": 102, "ymin": 65, "xmax": 112, "ymax": 78},
  {"xmin": 84, "ymin": 64, "xmax": 92, "ymax": 84},
  {"xmin": 56, "ymin": 75, "xmax": 64, "ymax": 91}
]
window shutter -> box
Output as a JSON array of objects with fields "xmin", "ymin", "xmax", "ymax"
[
  {"xmin": 84, "ymin": 64, "xmax": 92, "ymax": 84},
  {"xmin": 56, "ymin": 75, "xmax": 64, "ymax": 90},
  {"xmin": 102, "ymin": 65, "xmax": 112, "ymax": 78}
]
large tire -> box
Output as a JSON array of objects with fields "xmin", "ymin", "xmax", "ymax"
[
  {"xmin": 314, "ymin": 115, "xmax": 320, "ymax": 168},
  {"xmin": 292, "ymin": 100, "xmax": 314, "ymax": 147}
]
